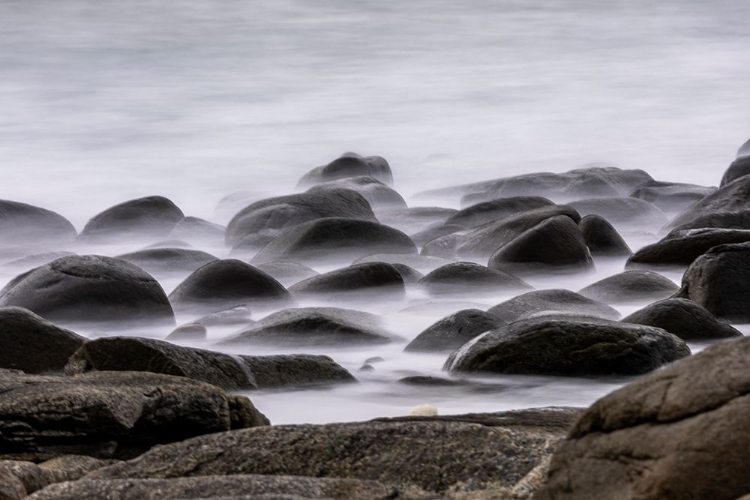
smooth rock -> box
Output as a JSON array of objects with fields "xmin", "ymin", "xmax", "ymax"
[
  {"xmin": 628, "ymin": 180, "xmax": 715, "ymax": 213},
  {"xmin": 352, "ymin": 253, "xmax": 454, "ymax": 273},
  {"xmin": 420, "ymin": 262, "xmax": 531, "ymax": 296},
  {"xmin": 405, "ymin": 309, "xmax": 506, "ymax": 353},
  {"xmin": 720, "ymin": 155, "xmax": 750, "ymax": 186},
  {"xmin": 254, "ymin": 261, "xmax": 319, "ymax": 287},
  {"xmin": 578, "ymin": 215, "xmax": 631, "ymax": 257},
  {"xmin": 0, "ymin": 200, "xmax": 77, "ymax": 247},
  {"xmin": 487, "ymin": 289, "xmax": 621, "ymax": 323},
  {"xmin": 568, "ymin": 197, "xmax": 668, "ymax": 233},
  {"xmin": 621, "ymin": 298, "xmax": 742, "ymax": 340},
  {"xmin": 289, "ymin": 262, "xmax": 405, "ymax": 300},
  {"xmin": 78, "ymin": 196, "xmax": 184, "ymax": 243},
  {"xmin": 627, "ymin": 228, "xmax": 750, "ymax": 269},
  {"xmin": 168, "ymin": 217, "xmax": 225, "ymax": 246},
  {"xmin": 667, "ymin": 175, "xmax": 750, "ymax": 230},
  {"xmin": 376, "ymin": 206, "xmax": 457, "ymax": 234},
  {"xmin": 308, "ymin": 176, "xmax": 406, "ymax": 209},
  {"xmin": 297, "ymin": 153, "xmax": 393, "ymax": 187},
  {"xmin": 670, "ymin": 209, "xmax": 750, "ymax": 231},
  {"xmin": 410, "ymin": 223, "xmax": 466, "ymax": 247},
  {"xmin": 165, "ymin": 323, "xmax": 207, "ymax": 342},
  {"xmin": 116, "ymin": 248, "xmax": 218, "ymax": 276},
  {"xmin": 577, "ymin": 270, "xmax": 678, "ymax": 304},
  {"xmin": 445, "ymin": 196, "xmax": 555, "ymax": 228}
]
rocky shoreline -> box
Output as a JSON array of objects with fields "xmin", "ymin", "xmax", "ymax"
[{"xmin": 1, "ymin": 144, "xmax": 750, "ymax": 498}]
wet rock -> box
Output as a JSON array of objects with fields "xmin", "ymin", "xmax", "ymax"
[
  {"xmin": 221, "ymin": 307, "xmax": 397, "ymax": 347},
  {"xmin": 0, "ymin": 255, "xmax": 175, "ymax": 329},
  {"xmin": 289, "ymin": 262, "xmax": 405, "ymax": 299},
  {"xmin": 65, "ymin": 336, "xmax": 354, "ymax": 390},
  {"xmin": 145, "ymin": 239, "xmax": 192, "ymax": 249},
  {"xmin": 308, "ymin": 176, "xmax": 407, "ymax": 209},
  {"xmin": 0, "ymin": 200, "xmax": 77, "ymax": 247},
  {"xmin": 376, "ymin": 206, "xmax": 457, "ymax": 234},
  {"xmin": 254, "ymin": 261, "xmax": 319, "ymax": 287},
  {"xmin": 228, "ymin": 229, "xmax": 280, "ymax": 256},
  {"xmin": 78, "ymin": 196, "xmax": 184, "ymax": 243},
  {"xmin": 674, "ymin": 241, "xmax": 750, "ymax": 322},
  {"xmin": 628, "ymin": 180, "xmax": 715, "ymax": 213},
  {"xmin": 297, "ymin": 153, "xmax": 393, "ymax": 187},
  {"xmin": 225, "ymin": 188, "xmax": 376, "ymax": 247},
  {"xmin": 252, "ymin": 218, "xmax": 417, "ymax": 266},
  {"xmin": 358, "ymin": 363, "xmax": 375, "ymax": 372},
  {"xmin": 195, "ymin": 306, "xmax": 253, "ymax": 327},
  {"xmin": 168, "ymin": 216, "xmax": 225, "ymax": 246},
  {"xmin": 116, "ymin": 248, "xmax": 218, "ymax": 276},
  {"xmin": 26, "ymin": 475, "xmax": 412, "ymax": 500},
  {"xmin": 3, "ymin": 251, "xmax": 78, "ymax": 269},
  {"xmin": 389, "ymin": 263, "xmax": 424, "ymax": 284},
  {"xmin": 738, "ymin": 138, "xmax": 750, "ymax": 157},
  {"xmin": 420, "ymin": 262, "xmax": 531, "ymax": 296},
  {"xmin": 0, "ymin": 369, "xmax": 266, "ymax": 461},
  {"xmin": 405, "ymin": 309, "xmax": 506, "ymax": 353},
  {"xmin": 445, "ymin": 196, "xmax": 555, "ymax": 228},
  {"xmin": 410, "ymin": 223, "xmax": 465, "ymax": 247},
  {"xmin": 627, "ymin": 228, "xmax": 750, "ymax": 269},
  {"xmin": 535, "ymin": 336, "xmax": 750, "ymax": 500},
  {"xmin": 487, "ymin": 289, "xmax": 621, "ymax": 322},
  {"xmin": 165, "ymin": 323, "xmax": 207, "ymax": 342},
  {"xmin": 214, "ymin": 190, "xmax": 266, "ymax": 224},
  {"xmin": 445, "ymin": 316, "xmax": 690, "ymax": 377},
  {"xmin": 621, "ymin": 298, "xmax": 741, "ymax": 340},
  {"xmin": 488, "ymin": 216, "xmax": 594, "ymax": 276},
  {"xmin": 577, "ymin": 270, "xmax": 678, "ymax": 304},
  {"xmin": 667, "ymin": 175, "xmax": 750, "ymax": 230},
  {"xmin": 578, "ymin": 215, "xmax": 631, "ymax": 257},
  {"xmin": 671, "ymin": 209, "xmax": 750, "ymax": 231},
  {"xmin": 0, "ymin": 307, "xmax": 86, "ymax": 374},
  {"xmin": 353, "ymin": 253, "xmax": 454, "ymax": 273},
  {"xmin": 720, "ymin": 154, "xmax": 750, "ymax": 186},
  {"xmin": 568, "ymin": 197, "xmax": 668, "ymax": 233},
  {"xmin": 169, "ymin": 259, "xmax": 293, "ymax": 315},
  {"xmin": 82, "ymin": 408, "xmax": 582, "ymax": 496}
]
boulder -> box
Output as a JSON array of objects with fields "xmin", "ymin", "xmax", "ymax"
[
  {"xmin": 420, "ymin": 262, "xmax": 531, "ymax": 296},
  {"xmin": 116, "ymin": 248, "xmax": 218, "ymax": 276},
  {"xmin": 252, "ymin": 218, "xmax": 417, "ymax": 266},
  {"xmin": 376, "ymin": 206, "xmax": 457, "ymax": 234},
  {"xmin": 627, "ymin": 228, "xmax": 750, "ymax": 269},
  {"xmin": 227, "ymin": 229, "xmax": 280, "ymax": 256},
  {"xmin": 0, "ymin": 255, "xmax": 175, "ymax": 328},
  {"xmin": 577, "ymin": 270, "xmax": 678, "ymax": 304},
  {"xmin": 0, "ymin": 456, "xmax": 115, "ymax": 498},
  {"xmin": 254, "ymin": 261, "xmax": 319, "ymax": 287},
  {"xmin": 668, "ymin": 175, "xmax": 750, "ymax": 230},
  {"xmin": 410, "ymin": 223, "xmax": 465, "ymax": 247},
  {"xmin": 535, "ymin": 336, "xmax": 750, "ymax": 500},
  {"xmin": 578, "ymin": 215, "xmax": 632, "ymax": 257},
  {"xmin": 404, "ymin": 309, "xmax": 506, "ymax": 353},
  {"xmin": 3, "ymin": 251, "xmax": 78, "ymax": 269},
  {"xmin": 445, "ymin": 316, "xmax": 690, "ymax": 377},
  {"xmin": 568, "ymin": 197, "xmax": 668, "ymax": 233},
  {"xmin": 488, "ymin": 216, "xmax": 594, "ymax": 276},
  {"xmin": 78, "ymin": 196, "xmax": 184, "ymax": 243},
  {"xmin": 65, "ymin": 337, "xmax": 355, "ymax": 390},
  {"xmin": 738, "ymin": 138, "xmax": 750, "ymax": 157},
  {"xmin": 389, "ymin": 263, "xmax": 424, "ymax": 284},
  {"xmin": 297, "ymin": 153, "xmax": 393, "ymax": 187},
  {"xmin": 628, "ymin": 180, "xmax": 715, "ymax": 213},
  {"xmin": 165, "ymin": 323, "xmax": 207, "ymax": 342},
  {"xmin": 352, "ymin": 253, "xmax": 454, "ymax": 273},
  {"xmin": 0, "ymin": 369, "xmax": 267, "ymax": 461},
  {"xmin": 308, "ymin": 176, "xmax": 407, "ymax": 209},
  {"xmin": 168, "ymin": 216, "xmax": 225, "ymax": 246},
  {"xmin": 487, "ymin": 289, "xmax": 621, "ymax": 322},
  {"xmin": 670, "ymin": 209, "xmax": 750, "ymax": 231},
  {"xmin": 195, "ymin": 306, "xmax": 253, "ymax": 327},
  {"xmin": 0, "ymin": 307, "xmax": 86, "ymax": 374},
  {"xmin": 720, "ymin": 155, "xmax": 750, "ymax": 186},
  {"xmin": 674, "ymin": 241, "xmax": 750, "ymax": 321},
  {"xmin": 621, "ymin": 298, "xmax": 741, "ymax": 340},
  {"xmin": 0, "ymin": 200, "xmax": 77, "ymax": 247},
  {"xmin": 168, "ymin": 260, "xmax": 293, "ymax": 315},
  {"xmin": 225, "ymin": 188, "xmax": 376, "ymax": 247},
  {"xmin": 445, "ymin": 196, "xmax": 555, "ymax": 228},
  {"xmin": 82, "ymin": 408, "xmax": 583, "ymax": 496},
  {"xmin": 289, "ymin": 262, "xmax": 405, "ymax": 299},
  {"xmin": 220, "ymin": 307, "xmax": 397, "ymax": 347}
]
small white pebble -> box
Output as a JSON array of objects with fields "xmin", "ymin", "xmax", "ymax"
[{"xmin": 408, "ymin": 404, "xmax": 438, "ymax": 417}]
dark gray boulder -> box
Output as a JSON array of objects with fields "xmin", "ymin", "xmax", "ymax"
[
  {"xmin": 389, "ymin": 263, "xmax": 424, "ymax": 284},
  {"xmin": 487, "ymin": 289, "xmax": 621, "ymax": 322},
  {"xmin": 410, "ymin": 223, "xmax": 465, "ymax": 247},
  {"xmin": 404, "ymin": 309, "xmax": 506, "ymax": 353},
  {"xmin": 228, "ymin": 230, "xmax": 281, "ymax": 257},
  {"xmin": 3, "ymin": 251, "xmax": 78, "ymax": 270},
  {"xmin": 621, "ymin": 298, "xmax": 741, "ymax": 340},
  {"xmin": 289, "ymin": 262, "xmax": 405, "ymax": 299},
  {"xmin": 168, "ymin": 260, "xmax": 293, "ymax": 315},
  {"xmin": 307, "ymin": 176, "xmax": 406, "ymax": 209},
  {"xmin": 0, "ymin": 307, "xmax": 86, "ymax": 374},
  {"xmin": 420, "ymin": 262, "xmax": 531, "ymax": 296},
  {"xmin": 0, "ymin": 369, "xmax": 267, "ymax": 461},
  {"xmin": 81, "ymin": 408, "xmax": 583, "ymax": 496},
  {"xmin": 488, "ymin": 216, "xmax": 594, "ymax": 276},
  {"xmin": 225, "ymin": 188, "xmax": 376, "ymax": 247},
  {"xmin": 78, "ymin": 196, "xmax": 184, "ymax": 243},
  {"xmin": 674, "ymin": 241, "xmax": 750, "ymax": 322},
  {"xmin": 739, "ymin": 138, "xmax": 750, "ymax": 157},
  {"xmin": 628, "ymin": 180, "xmax": 715, "ymax": 213},
  {"xmin": 568, "ymin": 197, "xmax": 668, "ymax": 233},
  {"xmin": 670, "ymin": 209, "xmax": 750, "ymax": 231},
  {"xmin": 116, "ymin": 248, "xmax": 219, "ymax": 276},
  {"xmin": 352, "ymin": 253, "xmax": 454, "ymax": 273},
  {"xmin": 667, "ymin": 175, "xmax": 750, "ymax": 230},
  {"xmin": 535, "ymin": 336, "xmax": 750, "ymax": 500},
  {"xmin": 376, "ymin": 206, "xmax": 457, "ymax": 234},
  {"xmin": 627, "ymin": 228, "xmax": 750, "ymax": 269},
  {"xmin": 0, "ymin": 200, "xmax": 77, "ymax": 247},
  {"xmin": 221, "ymin": 307, "xmax": 397, "ymax": 347},
  {"xmin": 0, "ymin": 455, "xmax": 116, "ymax": 499},
  {"xmin": 0, "ymin": 255, "xmax": 175, "ymax": 328},
  {"xmin": 168, "ymin": 216, "xmax": 225, "ymax": 246},
  {"xmin": 195, "ymin": 306, "xmax": 253, "ymax": 327},
  {"xmin": 445, "ymin": 196, "xmax": 555, "ymax": 228},
  {"xmin": 297, "ymin": 153, "xmax": 393, "ymax": 187},
  {"xmin": 254, "ymin": 261, "xmax": 319, "ymax": 287},
  {"xmin": 252, "ymin": 218, "xmax": 417, "ymax": 266},
  {"xmin": 445, "ymin": 316, "xmax": 690, "ymax": 377},
  {"xmin": 577, "ymin": 270, "xmax": 678, "ymax": 304},
  {"xmin": 65, "ymin": 337, "xmax": 355, "ymax": 390},
  {"xmin": 578, "ymin": 214, "xmax": 632, "ymax": 257},
  {"xmin": 720, "ymin": 155, "xmax": 750, "ymax": 186},
  {"xmin": 165, "ymin": 323, "xmax": 207, "ymax": 342}
]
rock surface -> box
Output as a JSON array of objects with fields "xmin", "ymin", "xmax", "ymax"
[
  {"xmin": 289, "ymin": 262, "xmax": 406, "ymax": 299},
  {"xmin": 78, "ymin": 196, "xmax": 184, "ymax": 243},
  {"xmin": 720, "ymin": 154, "xmax": 750, "ymax": 186},
  {"xmin": 420, "ymin": 262, "xmax": 531, "ymax": 296},
  {"xmin": 627, "ymin": 228, "xmax": 750, "ymax": 269},
  {"xmin": 535, "ymin": 336, "xmax": 750, "ymax": 500},
  {"xmin": 487, "ymin": 289, "xmax": 621, "ymax": 322},
  {"xmin": 0, "ymin": 200, "xmax": 77, "ymax": 247},
  {"xmin": 628, "ymin": 180, "xmax": 714, "ymax": 213},
  {"xmin": 297, "ymin": 153, "xmax": 394, "ymax": 186},
  {"xmin": 405, "ymin": 309, "xmax": 506, "ymax": 353},
  {"xmin": 578, "ymin": 214, "xmax": 632, "ymax": 257},
  {"xmin": 445, "ymin": 196, "xmax": 555, "ymax": 228},
  {"xmin": 577, "ymin": 270, "xmax": 678, "ymax": 303},
  {"xmin": 308, "ymin": 176, "xmax": 406, "ymax": 208},
  {"xmin": 568, "ymin": 197, "xmax": 668, "ymax": 233},
  {"xmin": 621, "ymin": 298, "xmax": 742, "ymax": 340},
  {"xmin": 668, "ymin": 175, "xmax": 750, "ymax": 230},
  {"xmin": 116, "ymin": 248, "xmax": 218, "ymax": 276}
]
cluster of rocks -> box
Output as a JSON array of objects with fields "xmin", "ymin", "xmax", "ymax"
[{"xmin": 1, "ymin": 142, "xmax": 750, "ymax": 498}]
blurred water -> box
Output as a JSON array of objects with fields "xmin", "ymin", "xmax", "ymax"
[{"xmin": 0, "ymin": 0, "xmax": 748, "ymax": 423}]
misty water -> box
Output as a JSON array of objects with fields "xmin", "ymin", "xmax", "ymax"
[{"xmin": 1, "ymin": 0, "xmax": 749, "ymax": 423}]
